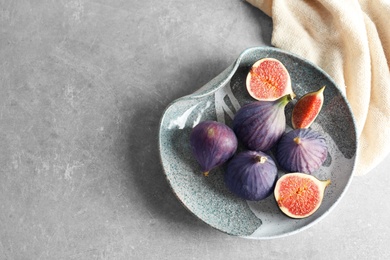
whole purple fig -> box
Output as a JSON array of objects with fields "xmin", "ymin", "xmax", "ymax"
[
  {"xmin": 190, "ymin": 121, "xmax": 237, "ymax": 176},
  {"xmin": 224, "ymin": 150, "xmax": 278, "ymax": 201},
  {"xmin": 233, "ymin": 94, "xmax": 291, "ymax": 152},
  {"xmin": 276, "ymin": 128, "xmax": 328, "ymax": 174}
]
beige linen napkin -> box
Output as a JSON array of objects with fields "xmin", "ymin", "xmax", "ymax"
[{"xmin": 246, "ymin": 0, "xmax": 390, "ymax": 176}]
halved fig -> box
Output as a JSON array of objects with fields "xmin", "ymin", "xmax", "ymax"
[
  {"xmin": 274, "ymin": 172, "xmax": 331, "ymax": 219},
  {"xmin": 246, "ymin": 58, "xmax": 294, "ymax": 101},
  {"xmin": 292, "ymin": 86, "xmax": 325, "ymax": 129}
]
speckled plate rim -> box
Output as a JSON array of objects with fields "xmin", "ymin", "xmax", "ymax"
[{"xmin": 158, "ymin": 46, "xmax": 358, "ymax": 239}]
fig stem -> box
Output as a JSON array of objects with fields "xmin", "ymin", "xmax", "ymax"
[
  {"xmin": 322, "ymin": 179, "xmax": 331, "ymax": 188},
  {"xmin": 278, "ymin": 94, "xmax": 293, "ymax": 107},
  {"xmin": 317, "ymin": 86, "xmax": 326, "ymax": 94},
  {"xmin": 293, "ymin": 137, "xmax": 301, "ymax": 144},
  {"xmin": 254, "ymin": 155, "xmax": 267, "ymax": 164},
  {"xmin": 203, "ymin": 171, "xmax": 209, "ymax": 177}
]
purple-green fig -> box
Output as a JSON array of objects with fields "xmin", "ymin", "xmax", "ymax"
[
  {"xmin": 276, "ymin": 128, "xmax": 328, "ymax": 174},
  {"xmin": 233, "ymin": 94, "xmax": 292, "ymax": 151},
  {"xmin": 224, "ymin": 150, "xmax": 278, "ymax": 201},
  {"xmin": 190, "ymin": 121, "xmax": 237, "ymax": 176}
]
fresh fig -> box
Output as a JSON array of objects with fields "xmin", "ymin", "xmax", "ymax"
[
  {"xmin": 246, "ymin": 58, "xmax": 294, "ymax": 101},
  {"xmin": 233, "ymin": 94, "xmax": 292, "ymax": 151},
  {"xmin": 190, "ymin": 121, "xmax": 237, "ymax": 176},
  {"xmin": 292, "ymin": 86, "xmax": 325, "ymax": 129},
  {"xmin": 224, "ymin": 150, "xmax": 278, "ymax": 201},
  {"xmin": 274, "ymin": 172, "xmax": 331, "ymax": 218},
  {"xmin": 275, "ymin": 128, "xmax": 327, "ymax": 174}
]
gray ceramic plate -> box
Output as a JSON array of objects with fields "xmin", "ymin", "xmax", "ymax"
[{"xmin": 159, "ymin": 47, "xmax": 357, "ymax": 239}]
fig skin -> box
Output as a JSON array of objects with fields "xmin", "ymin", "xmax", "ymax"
[
  {"xmin": 276, "ymin": 128, "xmax": 328, "ymax": 174},
  {"xmin": 190, "ymin": 121, "xmax": 238, "ymax": 176},
  {"xmin": 233, "ymin": 94, "xmax": 292, "ymax": 152},
  {"xmin": 224, "ymin": 150, "xmax": 278, "ymax": 201}
]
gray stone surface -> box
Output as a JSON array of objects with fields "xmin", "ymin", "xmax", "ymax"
[{"xmin": 1, "ymin": 0, "xmax": 389, "ymax": 259}]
